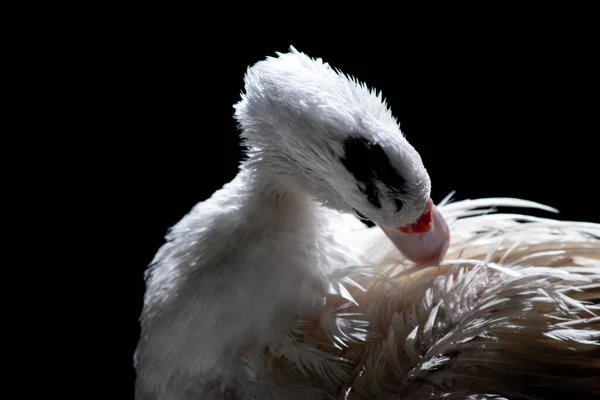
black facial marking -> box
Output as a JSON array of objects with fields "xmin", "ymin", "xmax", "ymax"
[{"xmin": 340, "ymin": 137, "xmax": 407, "ymax": 210}]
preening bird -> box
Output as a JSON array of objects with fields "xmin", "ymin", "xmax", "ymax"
[{"xmin": 135, "ymin": 47, "xmax": 600, "ymax": 400}]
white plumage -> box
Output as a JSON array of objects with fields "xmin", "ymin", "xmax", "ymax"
[{"xmin": 135, "ymin": 47, "xmax": 600, "ymax": 399}]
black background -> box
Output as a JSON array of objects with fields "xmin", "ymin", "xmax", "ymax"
[{"xmin": 120, "ymin": 22, "xmax": 598, "ymax": 391}]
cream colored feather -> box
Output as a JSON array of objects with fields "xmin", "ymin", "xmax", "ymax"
[{"xmin": 262, "ymin": 196, "xmax": 600, "ymax": 399}]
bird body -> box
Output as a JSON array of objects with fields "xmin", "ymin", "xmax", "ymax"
[
  {"xmin": 135, "ymin": 48, "xmax": 600, "ymax": 399},
  {"xmin": 135, "ymin": 168, "xmax": 365, "ymax": 397}
]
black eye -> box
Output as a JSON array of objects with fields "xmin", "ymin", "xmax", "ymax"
[
  {"xmin": 394, "ymin": 198, "xmax": 404, "ymax": 212},
  {"xmin": 353, "ymin": 208, "xmax": 369, "ymax": 220}
]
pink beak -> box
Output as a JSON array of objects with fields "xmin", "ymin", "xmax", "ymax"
[{"xmin": 378, "ymin": 198, "xmax": 450, "ymax": 266}]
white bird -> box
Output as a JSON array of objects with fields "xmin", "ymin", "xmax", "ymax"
[{"xmin": 135, "ymin": 47, "xmax": 600, "ymax": 399}]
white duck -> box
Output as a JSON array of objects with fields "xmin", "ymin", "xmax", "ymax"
[
  {"xmin": 135, "ymin": 47, "xmax": 600, "ymax": 399},
  {"xmin": 135, "ymin": 46, "xmax": 449, "ymax": 398}
]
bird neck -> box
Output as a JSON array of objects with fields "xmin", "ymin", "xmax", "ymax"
[{"xmin": 236, "ymin": 157, "xmax": 318, "ymax": 226}]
